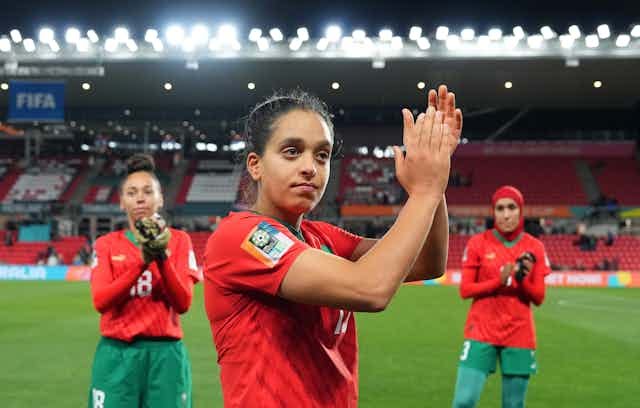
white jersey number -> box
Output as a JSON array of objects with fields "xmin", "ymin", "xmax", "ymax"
[
  {"xmin": 334, "ymin": 310, "xmax": 351, "ymax": 335},
  {"xmin": 130, "ymin": 270, "xmax": 153, "ymax": 297}
]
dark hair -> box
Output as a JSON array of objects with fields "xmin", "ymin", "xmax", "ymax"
[
  {"xmin": 120, "ymin": 154, "xmax": 160, "ymax": 192},
  {"xmin": 244, "ymin": 89, "xmax": 334, "ymax": 156},
  {"xmin": 239, "ymin": 89, "xmax": 335, "ymax": 205}
]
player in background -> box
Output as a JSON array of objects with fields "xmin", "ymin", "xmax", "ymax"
[
  {"xmin": 204, "ymin": 86, "xmax": 463, "ymax": 407},
  {"xmin": 452, "ymin": 185, "xmax": 551, "ymax": 408},
  {"xmin": 88, "ymin": 154, "xmax": 200, "ymax": 408}
]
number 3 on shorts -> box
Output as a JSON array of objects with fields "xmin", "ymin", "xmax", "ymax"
[{"xmin": 460, "ymin": 340, "xmax": 471, "ymax": 361}]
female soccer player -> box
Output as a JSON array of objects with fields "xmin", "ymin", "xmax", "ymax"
[
  {"xmin": 452, "ymin": 185, "xmax": 551, "ymax": 408},
  {"xmin": 88, "ymin": 154, "xmax": 200, "ymax": 408},
  {"xmin": 204, "ymin": 86, "xmax": 463, "ymax": 406}
]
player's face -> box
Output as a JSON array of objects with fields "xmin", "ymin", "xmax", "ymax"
[
  {"xmin": 249, "ymin": 109, "xmax": 332, "ymax": 216},
  {"xmin": 120, "ymin": 171, "xmax": 163, "ymax": 223},
  {"xmin": 494, "ymin": 198, "xmax": 520, "ymax": 232}
]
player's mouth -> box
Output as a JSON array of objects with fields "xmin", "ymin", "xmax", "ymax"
[{"xmin": 291, "ymin": 182, "xmax": 318, "ymax": 194}]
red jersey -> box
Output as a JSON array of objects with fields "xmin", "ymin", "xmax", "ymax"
[
  {"xmin": 460, "ymin": 229, "xmax": 550, "ymax": 349},
  {"xmin": 90, "ymin": 229, "xmax": 200, "ymax": 342},
  {"xmin": 204, "ymin": 211, "xmax": 363, "ymax": 408}
]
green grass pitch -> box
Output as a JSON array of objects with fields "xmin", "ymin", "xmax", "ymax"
[{"xmin": 1, "ymin": 283, "xmax": 638, "ymax": 407}]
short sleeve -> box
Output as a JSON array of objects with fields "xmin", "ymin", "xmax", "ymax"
[
  {"xmin": 204, "ymin": 216, "xmax": 309, "ymax": 295},
  {"xmin": 174, "ymin": 230, "xmax": 202, "ymax": 282},
  {"xmin": 308, "ymin": 221, "xmax": 364, "ymax": 259}
]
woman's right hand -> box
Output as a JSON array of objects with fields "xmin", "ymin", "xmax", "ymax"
[{"xmin": 393, "ymin": 104, "xmax": 453, "ymax": 200}]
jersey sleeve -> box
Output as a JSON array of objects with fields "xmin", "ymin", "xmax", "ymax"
[
  {"xmin": 310, "ymin": 221, "xmax": 364, "ymax": 259},
  {"xmin": 205, "ymin": 216, "xmax": 309, "ymax": 296},
  {"xmin": 459, "ymin": 236, "xmax": 502, "ymax": 299},
  {"xmin": 90, "ymin": 235, "xmax": 142, "ymax": 313},
  {"xmin": 519, "ymin": 240, "xmax": 550, "ymax": 306}
]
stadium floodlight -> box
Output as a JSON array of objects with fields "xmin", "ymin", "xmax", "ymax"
[
  {"xmin": 104, "ymin": 38, "xmax": 118, "ymax": 52},
  {"xmin": 195, "ymin": 142, "xmax": 205, "ymax": 151},
  {"xmin": 0, "ymin": 82, "xmax": 8, "ymax": 90},
  {"xmin": 616, "ymin": 34, "xmax": 631, "ymax": 47},
  {"xmin": 326, "ymin": 25, "xmax": 342, "ymax": 43},
  {"xmin": 527, "ymin": 34, "xmax": 544, "ymax": 49},
  {"xmin": 10, "ymin": 29, "xmax": 22, "ymax": 43},
  {"xmin": 248, "ymin": 28, "xmax": 262, "ymax": 42},
  {"xmin": 512, "ymin": 26, "xmax": 526, "ymax": 40},
  {"xmin": 352, "ymin": 29, "xmax": 366, "ymax": 41},
  {"xmin": 488, "ymin": 28, "xmax": 502, "ymax": 41},
  {"xmin": 316, "ymin": 37, "xmax": 329, "ymax": 51},
  {"xmin": 568, "ymin": 25, "xmax": 581, "ymax": 39},
  {"xmin": 297, "ymin": 27, "xmax": 310, "ymax": 42},
  {"xmin": 231, "ymin": 40, "xmax": 241, "ymax": 51},
  {"xmin": 0, "ymin": 38, "xmax": 11, "ymax": 52},
  {"xmin": 373, "ymin": 147, "xmax": 384, "ymax": 158},
  {"xmin": 504, "ymin": 81, "xmax": 513, "ymax": 89},
  {"xmin": 593, "ymin": 80, "xmax": 602, "ymax": 88},
  {"xmin": 504, "ymin": 35, "xmax": 519, "ymax": 49},
  {"xmin": 206, "ymin": 143, "xmax": 218, "ymax": 152},
  {"xmin": 247, "ymin": 82, "xmax": 256, "ymax": 90},
  {"xmin": 181, "ymin": 38, "xmax": 195, "ymax": 52},
  {"xmin": 49, "ymin": 40, "xmax": 60, "ymax": 53},
  {"xmin": 409, "ymin": 26, "xmax": 422, "ymax": 41},
  {"xmin": 87, "ymin": 29, "xmax": 99, "ymax": 43},
  {"xmin": 331, "ymin": 81, "xmax": 340, "ymax": 90},
  {"xmin": 391, "ymin": 36, "xmax": 403, "ymax": 50},
  {"xmin": 126, "ymin": 39, "xmax": 138, "ymax": 52},
  {"xmin": 461, "ymin": 28, "xmax": 475, "ymax": 41},
  {"xmin": 436, "ymin": 26, "xmax": 449, "ymax": 40},
  {"xmin": 145, "ymin": 29, "xmax": 158, "ymax": 42},
  {"xmin": 559, "ymin": 34, "xmax": 575, "ymax": 49},
  {"xmin": 82, "ymin": 82, "xmax": 91, "ymax": 91},
  {"xmin": 39, "ymin": 27, "xmax": 55, "ymax": 44},
  {"xmin": 417, "ymin": 81, "xmax": 426, "ymax": 90},
  {"xmin": 632, "ymin": 25, "xmax": 640, "ymax": 38},
  {"xmin": 163, "ymin": 82, "xmax": 173, "ymax": 91},
  {"xmin": 540, "ymin": 26, "xmax": 555, "ymax": 39},
  {"xmin": 585, "ymin": 34, "xmax": 599, "ymax": 48},
  {"xmin": 65, "ymin": 28, "xmax": 81, "ymax": 44},
  {"xmin": 166, "ymin": 25, "xmax": 185, "ymax": 46},
  {"xmin": 152, "ymin": 38, "xmax": 164, "ymax": 52},
  {"xmin": 341, "ymin": 36, "xmax": 354, "ymax": 51},
  {"xmin": 477, "ymin": 35, "xmax": 490, "ymax": 48},
  {"xmin": 192, "ymin": 24, "xmax": 210, "ymax": 45},
  {"xmin": 269, "ymin": 28, "xmax": 284, "ymax": 42},
  {"xmin": 23, "ymin": 38, "xmax": 36, "ymax": 52},
  {"xmin": 289, "ymin": 37, "xmax": 303, "ymax": 51},
  {"xmin": 114, "ymin": 27, "xmax": 129, "ymax": 43},
  {"xmin": 76, "ymin": 37, "xmax": 90, "ymax": 52},
  {"xmin": 597, "ymin": 24, "xmax": 611, "ymax": 39},
  {"xmin": 379, "ymin": 29, "xmax": 393, "ymax": 42},
  {"xmin": 417, "ymin": 37, "xmax": 431, "ymax": 50},
  {"xmin": 446, "ymin": 34, "xmax": 461, "ymax": 50},
  {"xmin": 257, "ymin": 37, "xmax": 269, "ymax": 51},
  {"xmin": 218, "ymin": 24, "xmax": 236, "ymax": 43}
]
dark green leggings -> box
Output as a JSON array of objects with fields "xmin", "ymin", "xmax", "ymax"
[{"xmin": 452, "ymin": 366, "xmax": 529, "ymax": 408}]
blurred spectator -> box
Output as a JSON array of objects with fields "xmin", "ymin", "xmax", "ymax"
[{"xmin": 45, "ymin": 246, "xmax": 61, "ymax": 266}]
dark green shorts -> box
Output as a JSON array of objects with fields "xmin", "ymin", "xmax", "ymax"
[
  {"xmin": 88, "ymin": 337, "xmax": 192, "ymax": 408},
  {"xmin": 458, "ymin": 339, "xmax": 537, "ymax": 376}
]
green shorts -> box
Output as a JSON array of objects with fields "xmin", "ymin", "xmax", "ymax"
[
  {"xmin": 457, "ymin": 339, "xmax": 537, "ymax": 376},
  {"xmin": 88, "ymin": 337, "xmax": 192, "ymax": 408}
]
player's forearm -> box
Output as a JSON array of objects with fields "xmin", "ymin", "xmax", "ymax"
[
  {"xmin": 157, "ymin": 259, "xmax": 192, "ymax": 313},
  {"xmin": 520, "ymin": 274, "xmax": 545, "ymax": 305},
  {"xmin": 405, "ymin": 195, "xmax": 448, "ymax": 282},
  {"xmin": 92, "ymin": 268, "xmax": 143, "ymax": 313},
  {"xmin": 459, "ymin": 267, "xmax": 502, "ymax": 299},
  {"xmin": 355, "ymin": 194, "xmax": 440, "ymax": 307}
]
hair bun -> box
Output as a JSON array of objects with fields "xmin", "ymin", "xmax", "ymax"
[{"xmin": 126, "ymin": 154, "xmax": 156, "ymax": 175}]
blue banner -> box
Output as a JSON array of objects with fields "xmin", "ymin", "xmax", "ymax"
[
  {"xmin": 7, "ymin": 80, "xmax": 65, "ymax": 123},
  {"xmin": 0, "ymin": 265, "xmax": 69, "ymax": 280}
]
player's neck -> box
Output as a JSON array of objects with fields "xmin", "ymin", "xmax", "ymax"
[{"xmin": 251, "ymin": 198, "xmax": 303, "ymax": 231}]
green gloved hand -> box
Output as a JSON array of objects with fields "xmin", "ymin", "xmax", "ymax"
[{"xmin": 134, "ymin": 213, "xmax": 171, "ymax": 264}]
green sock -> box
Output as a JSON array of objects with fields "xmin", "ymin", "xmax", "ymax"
[
  {"xmin": 501, "ymin": 375, "xmax": 529, "ymax": 408},
  {"xmin": 452, "ymin": 366, "xmax": 488, "ymax": 408}
]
